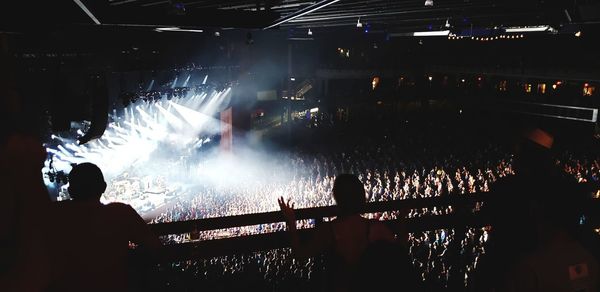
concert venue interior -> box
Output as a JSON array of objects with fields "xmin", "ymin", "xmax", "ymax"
[{"xmin": 1, "ymin": 1, "xmax": 600, "ymax": 291}]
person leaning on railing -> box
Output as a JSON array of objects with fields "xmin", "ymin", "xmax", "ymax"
[{"xmin": 278, "ymin": 173, "xmax": 421, "ymax": 292}]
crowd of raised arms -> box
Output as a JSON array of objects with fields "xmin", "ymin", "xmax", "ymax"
[
  {"xmin": 150, "ymin": 143, "xmax": 514, "ymax": 238},
  {"xmin": 144, "ymin": 132, "xmax": 599, "ymax": 291}
]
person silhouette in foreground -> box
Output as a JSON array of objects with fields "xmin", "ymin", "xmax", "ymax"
[
  {"xmin": 279, "ymin": 173, "xmax": 420, "ymax": 292},
  {"xmin": 0, "ymin": 132, "xmax": 54, "ymax": 292},
  {"xmin": 474, "ymin": 128, "xmax": 599, "ymax": 292},
  {"xmin": 50, "ymin": 163, "xmax": 161, "ymax": 292}
]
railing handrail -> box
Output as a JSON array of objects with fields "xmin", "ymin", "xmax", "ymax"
[
  {"xmin": 154, "ymin": 212, "xmax": 492, "ymax": 262},
  {"xmin": 145, "ymin": 188, "xmax": 599, "ymax": 262},
  {"xmin": 149, "ymin": 192, "xmax": 492, "ymax": 236}
]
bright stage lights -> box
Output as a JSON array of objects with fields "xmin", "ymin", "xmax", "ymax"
[{"xmin": 45, "ymin": 85, "xmax": 231, "ymax": 180}]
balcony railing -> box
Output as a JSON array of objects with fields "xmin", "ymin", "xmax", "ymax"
[{"xmin": 147, "ymin": 183, "xmax": 600, "ymax": 262}]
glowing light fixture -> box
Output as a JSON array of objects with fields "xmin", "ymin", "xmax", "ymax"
[
  {"xmin": 372, "ymin": 77, "xmax": 380, "ymax": 90},
  {"xmin": 504, "ymin": 25, "xmax": 551, "ymax": 33},
  {"xmin": 356, "ymin": 17, "xmax": 363, "ymax": 28},
  {"xmin": 155, "ymin": 27, "xmax": 203, "ymax": 33},
  {"xmin": 413, "ymin": 30, "xmax": 450, "ymax": 37}
]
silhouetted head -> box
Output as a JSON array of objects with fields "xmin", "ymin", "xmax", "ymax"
[
  {"xmin": 68, "ymin": 163, "xmax": 107, "ymax": 201},
  {"xmin": 333, "ymin": 174, "xmax": 366, "ymax": 215}
]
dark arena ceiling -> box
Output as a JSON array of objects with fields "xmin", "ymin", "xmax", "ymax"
[{"xmin": 1, "ymin": 1, "xmax": 598, "ymax": 33}]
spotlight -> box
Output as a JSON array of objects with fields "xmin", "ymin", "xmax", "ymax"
[
  {"xmin": 575, "ymin": 31, "xmax": 582, "ymax": 37},
  {"xmin": 424, "ymin": 0, "xmax": 433, "ymax": 6},
  {"xmin": 428, "ymin": 76, "xmax": 433, "ymax": 81},
  {"xmin": 356, "ymin": 17, "xmax": 363, "ymax": 28},
  {"xmin": 214, "ymin": 31, "xmax": 221, "ymax": 37},
  {"xmin": 445, "ymin": 19, "xmax": 450, "ymax": 28},
  {"xmin": 308, "ymin": 28, "xmax": 313, "ymax": 36}
]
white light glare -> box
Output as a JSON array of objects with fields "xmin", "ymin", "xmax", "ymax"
[
  {"xmin": 504, "ymin": 25, "xmax": 551, "ymax": 33},
  {"xmin": 155, "ymin": 27, "xmax": 203, "ymax": 33},
  {"xmin": 413, "ymin": 30, "xmax": 450, "ymax": 37}
]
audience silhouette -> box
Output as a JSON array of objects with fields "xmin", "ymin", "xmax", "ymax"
[
  {"xmin": 1, "ymin": 132, "xmax": 54, "ymax": 292},
  {"xmin": 474, "ymin": 128, "xmax": 600, "ymax": 292},
  {"xmin": 49, "ymin": 162, "xmax": 161, "ymax": 292},
  {"xmin": 279, "ymin": 173, "xmax": 419, "ymax": 292}
]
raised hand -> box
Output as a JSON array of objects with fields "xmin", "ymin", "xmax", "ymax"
[{"xmin": 278, "ymin": 196, "xmax": 296, "ymax": 226}]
